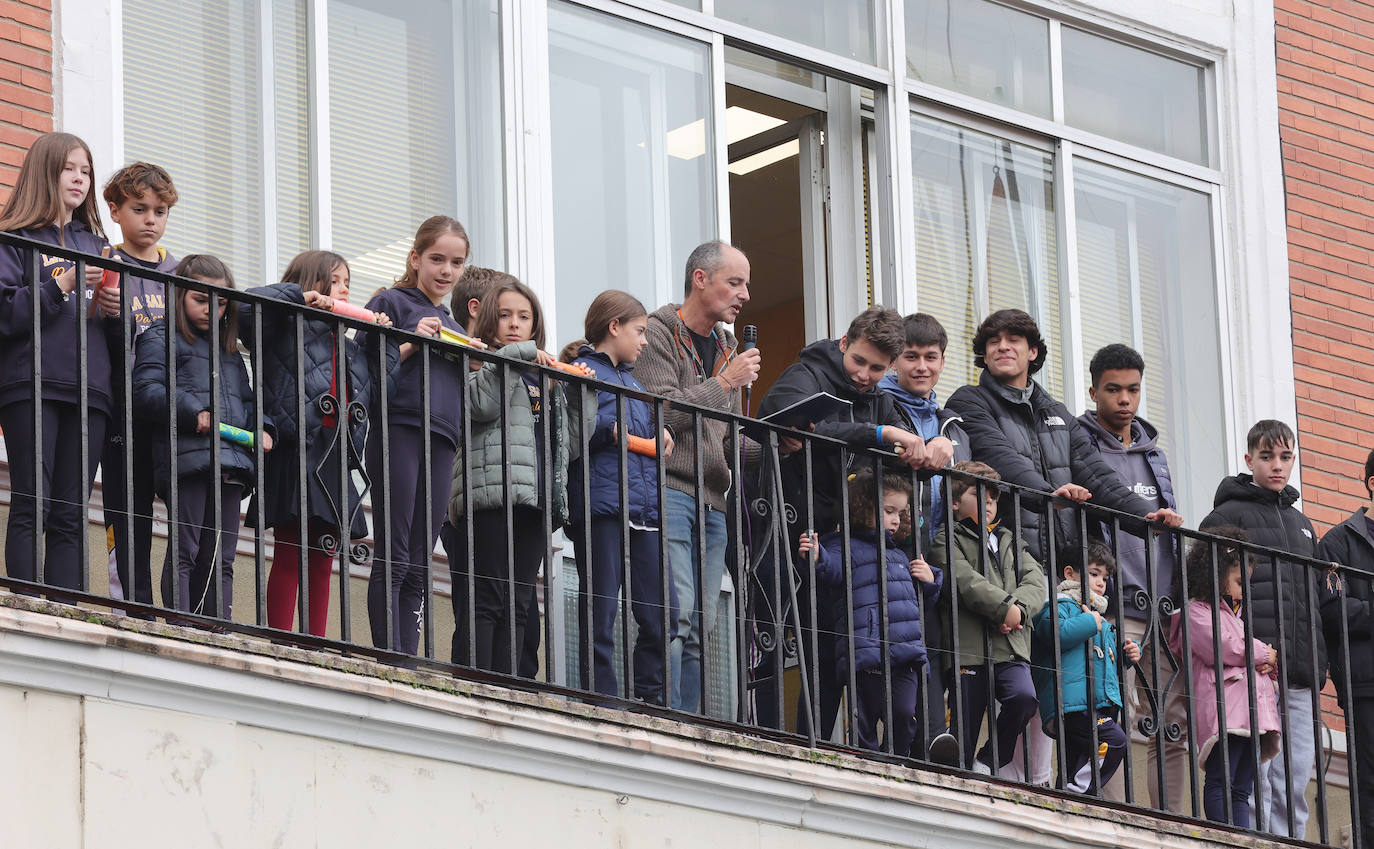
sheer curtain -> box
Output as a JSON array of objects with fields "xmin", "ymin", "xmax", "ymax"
[{"xmin": 910, "ymin": 114, "xmax": 1060, "ymax": 395}]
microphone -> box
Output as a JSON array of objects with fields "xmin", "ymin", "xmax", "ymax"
[{"xmin": 739, "ymin": 324, "xmax": 757, "ymax": 414}]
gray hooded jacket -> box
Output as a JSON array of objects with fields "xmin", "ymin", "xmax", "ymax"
[{"xmin": 1076, "ymin": 411, "xmax": 1179, "ymax": 617}]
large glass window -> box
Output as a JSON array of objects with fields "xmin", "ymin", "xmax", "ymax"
[
  {"xmin": 1062, "ymin": 28, "xmax": 1209, "ymax": 165},
  {"xmin": 1074, "ymin": 161, "xmax": 1223, "ymax": 515},
  {"xmin": 905, "ymin": 0, "xmax": 1052, "ymax": 118},
  {"xmin": 327, "ymin": 0, "xmax": 503, "ymax": 299},
  {"xmin": 910, "ymin": 113, "xmax": 1225, "ymax": 516},
  {"xmin": 124, "ymin": 0, "xmax": 307, "ymax": 285},
  {"xmin": 547, "ymin": 2, "xmax": 715, "ymax": 346},
  {"xmin": 123, "ymin": 0, "xmax": 504, "ymax": 301},
  {"xmin": 715, "ymin": 0, "xmax": 876, "ymax": 65},
  {"xmin": 910, "ymin": 114, "xmax": 1062, "ymax": 398}
]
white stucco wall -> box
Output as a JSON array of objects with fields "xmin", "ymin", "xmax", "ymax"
[{"xmin": 0, "ymin": 599, "xmax": 1298, "ymax": 849}]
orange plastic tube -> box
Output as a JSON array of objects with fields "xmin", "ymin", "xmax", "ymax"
[
  {"xmin": 549, "ymin": 360, "xmax": 593, "ymax": 378},
  {"xmin": 626, "ymin": 434, "xmax": 658, "ymax": 457}
]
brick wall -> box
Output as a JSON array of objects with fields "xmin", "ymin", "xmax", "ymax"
[
  {"xmin": 0, "ymin": 0, "xmax": 54, "ymax": 203},
  {"xmin": 1276, "ymin": 0, "xmax": 1374, "ymax": 739},
  {"xmin": 1276, "ymin": 0, "xmax": 1374, "ymax": 533}
]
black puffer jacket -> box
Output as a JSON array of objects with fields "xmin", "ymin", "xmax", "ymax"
[
  {"xmin": 1317, "ymin": 507, "xmax": 1374, "ymax": 706},
  {"xmin": 132, "ymin": 322, "xmax": 268, "ymax": 495},
  {"xmin": 755, "ymin": 339, "xmax": 908, "ymax": 536},
  {"xmin": 1200, "ymin": 474, "xmax": 1325, "ymax": 690},
  {"xmin": 945, "ymin": 371, "xmax": 1154, "ymax": 562}
]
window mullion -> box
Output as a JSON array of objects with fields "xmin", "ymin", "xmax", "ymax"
[
  {"xmin": 1125, "ymin": 194, "xmax": 1145, "ymax": 411},
  {"xmin": 1049, "ymin": 18, "xmax": 1064, "ymax": 124},
  {"xmin": 711, "ymin": 32, "xmax": 730, "ymax": 254},
  {"xmin": 307, "ymin": 0, "xmax": 332, "ymax": 249},
  {"xmin": 1056, "ymin": 139, "xmax": 1086, "ymax": 412},
  {"xmin": 886, "ymin": 0, "xmax": 917, "ymax": 314},
  {"xmin": 258, "ymin": 0, "xmax": 279, "ymax": 285}
]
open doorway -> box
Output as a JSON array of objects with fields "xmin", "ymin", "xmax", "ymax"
[{"xmin": 725, "ymin": 76, "xmax": 829, "ymax": 404}]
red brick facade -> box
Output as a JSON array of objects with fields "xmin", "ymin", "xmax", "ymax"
[
  {"xmin": 1277, "ymin": 0, "xmax": 1374, "ymax": 532},
  {"xmin": 0, "ymin": 0, "xmax": 53, "ymax": 203}
]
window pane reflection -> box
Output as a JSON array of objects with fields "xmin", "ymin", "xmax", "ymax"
[
  {"xmin": 1074, "ymin": 160, "xmax": 1223, "ymax": 516},
  {"xmin": 715, "ymin": 0, "xmax": 876, "ymax": 65},
  {"xmin": 910, "ymin": 114, "xmax": 1062, "ymax": 398},
  {"xmin": 548, "ymin": 1, "xmax": 716, "ymax": 344},
  {"xmin": 1063, "ymin": 28, "xmax": 1209, "ymax": 165},
  {"xmin": 905, "ymin": 0, "xmax": 1052, "ymax": 118}
]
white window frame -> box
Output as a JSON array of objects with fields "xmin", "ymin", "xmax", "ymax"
[{"xmin": 55, "ymin": 0, "xmax": 1290, "ymax": 489}]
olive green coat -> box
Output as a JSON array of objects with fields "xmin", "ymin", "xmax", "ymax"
[{"xmin": 929, "ymin": 518, "xmax": 1047, "ymax": 667}]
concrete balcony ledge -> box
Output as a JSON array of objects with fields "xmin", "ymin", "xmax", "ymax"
[{"xmin": 0, "ymin": 595, "xmax": 1290, "ymax": 849}]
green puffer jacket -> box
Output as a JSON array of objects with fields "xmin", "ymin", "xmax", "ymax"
[
  {"xmin": 447, "ymin": 341, "xmax": 590, "ymax": 525},
  {"xmin": 929, "ymin": 517, "xmax": 1047, "ymax": 667}
]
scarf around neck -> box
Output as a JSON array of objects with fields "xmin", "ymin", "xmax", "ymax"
[{"xmin": 1057, "ymin": 579, "xmax": 1108, "ymax": 614}]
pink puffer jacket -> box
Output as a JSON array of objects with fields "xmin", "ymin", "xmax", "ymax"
[{"xmin": 1168, "ymin": 600, "xmax": 1281, "ymax": 765}]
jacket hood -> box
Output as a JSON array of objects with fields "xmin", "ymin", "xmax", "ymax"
[
  {"xmin": 576, "ymin": 344, "xmax": 632, "ymax": 374},
  {"xmin": 877, "ymin": 372, "xmax": 938, "ymax": 411},
  {"xmin": 1076, "ymin": 410, "xmax": 1160, "ymax": 454},
  {"xmin": 798, "ymin": 339, "xmax": 878, "ymax": 402},
  {"xmin": 1213, "ymin": 473, "xmax": 1300, "ymax": 510}
]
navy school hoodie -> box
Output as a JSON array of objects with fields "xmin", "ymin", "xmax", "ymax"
[
  {"xmin": 106, "ymin": 245, "xmax": 176, "ymax": 410},
  {"xmin": 361, "ymin": 285, "xmax": 467, "ymax": 448},
  {"xmin": 0, "ymin": 221, "xmax": 115, "ymax": 415}
]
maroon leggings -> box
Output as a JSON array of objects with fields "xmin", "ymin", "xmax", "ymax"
[{"xmin": 266, "ymin": 523, "xmax": 335, "ymax": 636}]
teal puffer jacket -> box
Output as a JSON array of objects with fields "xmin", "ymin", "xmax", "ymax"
[
  {"xmin": 1030, "ymin": 591, "xmax": 1124, "ymax": 730},
  {"xmin": 448, "ymin": 341, "xmax": 588, "ymax": 525}
]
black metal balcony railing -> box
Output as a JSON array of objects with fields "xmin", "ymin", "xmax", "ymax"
[{"xmin": 0, "ymin": 233, "xmax": 1365, "ymax": 847}]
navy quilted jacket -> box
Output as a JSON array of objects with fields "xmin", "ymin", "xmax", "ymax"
[
  {"xmin": 567, "ymin": 346, "xmax": 660, "ymax": 527},
  {"xmin": 814, "ymin": 528, "xmax": 941, "ymax": 674},
  {"xmin": 132, "ymin": 322, "xmax": 270, "ymax": 493}
]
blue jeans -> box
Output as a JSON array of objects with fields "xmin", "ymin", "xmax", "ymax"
[
  {"xmin": 665, "ymin": 487, "xmax": 728, "ymax": 714},
  {"xmin": 1255, "ymin": 685, "xmax": 1316, "ymax": 837}
]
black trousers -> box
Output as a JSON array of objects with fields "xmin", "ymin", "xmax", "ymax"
[
  {"xmin": 448, "ymin": 506, "xmax": 546, "ymax": 674},
  {"xmin": 441, "ymin": 518, "xmax": 544, "ymax": 678},
  {"xmin": 365, "ymin": 426, "xmax": 452, "ymax": 655},
  {"xmin": 162, "ymin": 474, "xmax": 242, "ymax": 619},
  {"xmin": 852, "ymin": 660, "xmax": 921, "ymax": 755},
  {"xmin": 1352, "ymin": 698, "xmax": 1374, "ymax": 849},
  {"xmin": 1060, "ymin": 708, "xmax": 1128, "ymax": 795},
  {"xmin": 102, "ymin": 408, "xmax": 156, "ymax": 606},
  {"xmin": 752, "ymin": 543, "xmax": 842, "ymax": 739},
  {"xmin": 957, "ymin": 660, "xmax": 1039, "ymax": 769},
  {"xmin": 0, "ymin": 400, "xmax": 106, "ymax": 590}
]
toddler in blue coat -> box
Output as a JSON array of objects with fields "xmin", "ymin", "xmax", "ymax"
[
  {"xmin": 1031, "ymin": 542, "xmax": 1140, "ymax": 795},
  {"xmin": 799, "ymin": 469, "xmax": 941, "ymax": 755}
]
